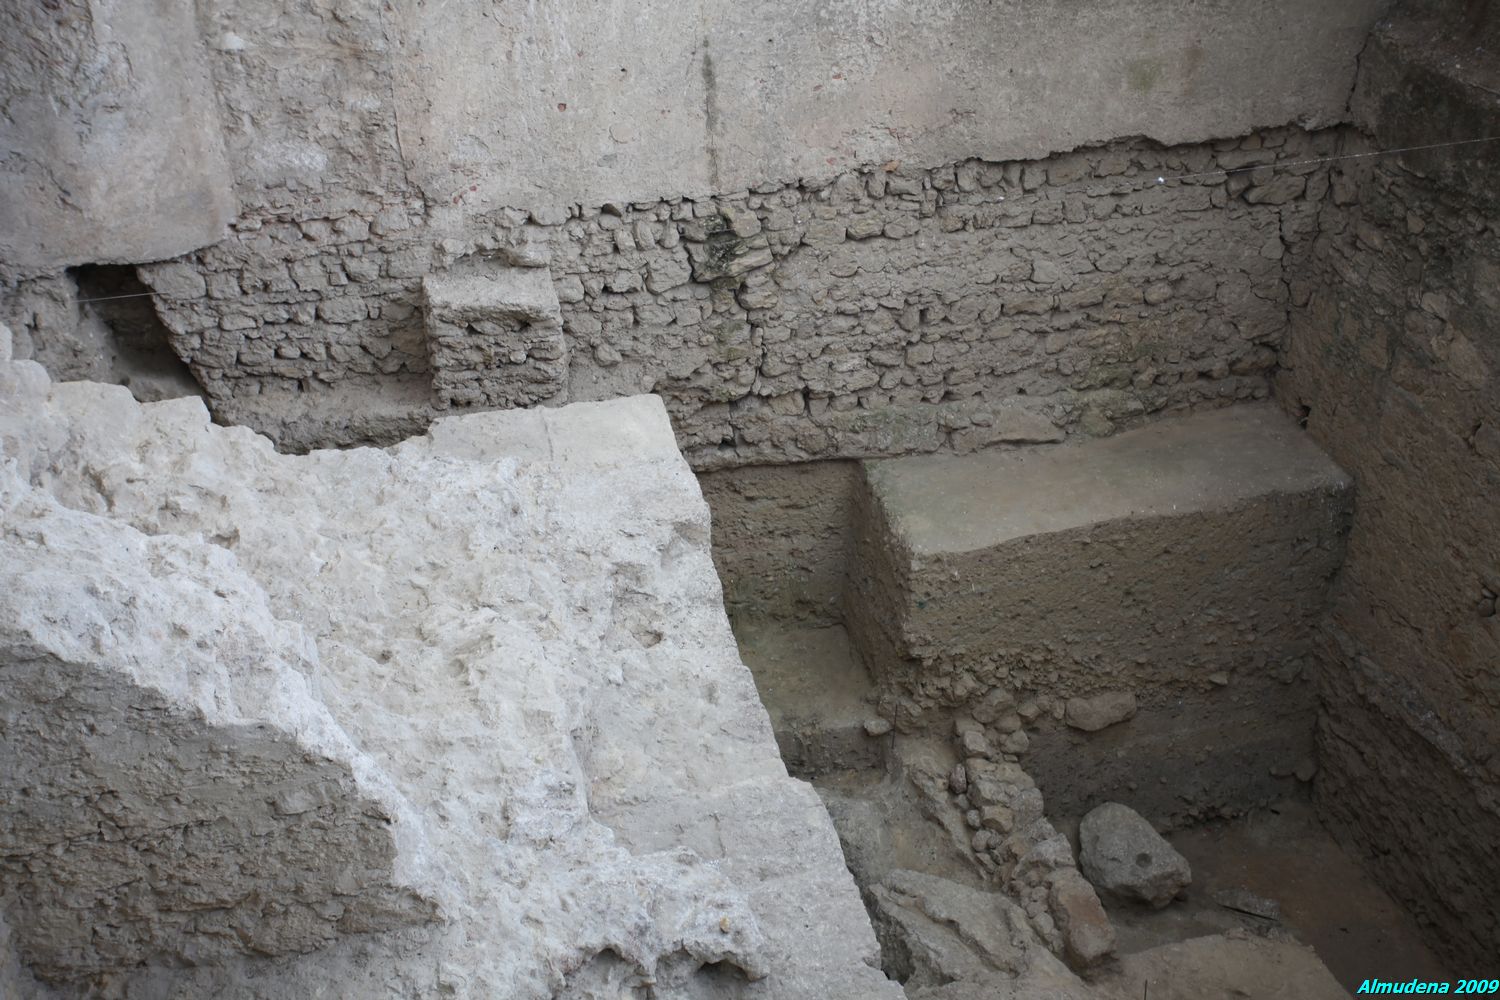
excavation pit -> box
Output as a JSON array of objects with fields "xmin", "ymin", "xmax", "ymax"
[{"xmin": 704, "ymin": 406, "xmax": 1450, "ymax": 996}]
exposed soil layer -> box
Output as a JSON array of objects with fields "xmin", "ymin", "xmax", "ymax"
[{"xmin": 733, "ymin": 613, "xmax": 1445, "ymax": 995}]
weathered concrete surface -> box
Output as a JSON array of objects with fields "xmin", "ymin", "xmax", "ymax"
[
  {"xmin": 0, "ymin": 0, "xmax": 235, "ymax": 271},
  {"xmin": 844, "ymin": 404, "xmax": 1351, "ymax": 819},
  {"xmin": 0, "ymin": 326, "xmax": 900, "ymax": 998},
  {"xmin": 1274, "ymin": 0, "xmax": 1500, "ymax": 967}
]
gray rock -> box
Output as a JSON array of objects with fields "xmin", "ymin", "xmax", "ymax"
[
  {"xmin": 1047, "ymin": 869, "xmax": 1116, "ymax": 968},
  {"xmin": 1064, "ymin": 691, "xmax": 1138, "ymax": 732},
  {"xmin": 867, "ymin": 870, "xmax": 1038, "ymax": 987},
  {"xmin": 0, "ymin": 355, "xmax": 902, "ymax": 997},
  {"xmin": 1078, "ymin": 803, "xmax": 1191, "ymax": 908}
]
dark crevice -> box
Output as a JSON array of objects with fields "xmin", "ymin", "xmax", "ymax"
[{"xmin": 68, "ymin": 264, "xmax": 205, "ymax": 404}]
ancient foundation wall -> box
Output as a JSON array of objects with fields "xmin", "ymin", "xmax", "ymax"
[
  {"xmin": 4, "ymin": 129, "xmax": 1349, "ymax": 461},
  {"xmin": 1, "ymin": 0, "xmax": 1388, "ymax": 462},
  {"xmin": 1274, "ymin": 4, "xmax": 1500, "ymax": 966}
]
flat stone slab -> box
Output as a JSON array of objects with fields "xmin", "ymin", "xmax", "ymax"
[{"xmin": 870, "ymin": 403, "xmax": 1350, "ymax": 557}]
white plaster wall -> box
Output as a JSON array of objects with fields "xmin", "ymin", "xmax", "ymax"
[{"xmin": 0, "ymin": 0, "xmax": 236, "ymax": 271}]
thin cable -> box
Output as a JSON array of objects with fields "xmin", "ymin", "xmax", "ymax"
[
  {"xmin": 72, "ymin": 291, "xmax": 161, "ymax": 304},
  {"xmin": 1155, "ymin": 135, "xmax": 1500, "ymax": 184}
]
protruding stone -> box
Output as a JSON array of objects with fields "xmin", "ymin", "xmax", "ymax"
[
  {"xmin": 1048, "ymin": 869, "xmax": 1115, "ymax": 968},
  {"xmin": 1078, "ymin": 803, "xmax": 1191, "ymax": 908},
  {"xmin": 422, "ymin": 267, "xmax": 567, "ymax": 409},
  {"xmin": 1064, "ymin": 691, "xmax": 1138, "ymax": 732}
]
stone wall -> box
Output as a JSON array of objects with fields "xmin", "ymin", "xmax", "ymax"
[
  {"xmin": 0, "ymin": 0, "xmax": 1390, "ymax": 462},
  {"xmin": 1274, "ymin": 2, "xmax": 1500, "ymax": 967},
  {"xmin": 100, "ymin": 128, "xmax": 1348, "ymax": 462}
]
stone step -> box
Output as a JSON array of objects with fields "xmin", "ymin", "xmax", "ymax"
[
  {"xmin": 845, "ymin": 403, "xmax": 1352, "ymax": 824},
  {"xmin": 734, "ymin": 621, "xmax": 887, "ymax": 778}
]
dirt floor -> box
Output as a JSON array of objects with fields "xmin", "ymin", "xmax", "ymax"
[
  {"xmin": 734, "ymin": 617, "xmax": 1448, "ymax": 996},
  {"xmin": 1150, "ymin": 803, "xmax": 1446, "ymax": 992}
]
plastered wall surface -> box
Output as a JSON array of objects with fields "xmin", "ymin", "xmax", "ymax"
[
  {"xmin": 384, "ymin": 0, "xmax": 1382, "ymax": 211},
  {"xmin": 0, "ymin": 0, "xmax": 235, "ymax": 269}
]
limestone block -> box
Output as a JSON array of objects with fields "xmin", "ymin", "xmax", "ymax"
[
  {"xmin": 422, "ymin": 268, "xmax": 567, "ymax": 408},
  {"xmin": 0, "ymin": 466, "xmax": 441, "ymax": 985},
  {"xmin": 1078, "ymin": 803, "xmax": 1191, "ymax": 908},
  {"xmin": 0, "ymin": 355, "xmax": 900, "ymax": 998}
]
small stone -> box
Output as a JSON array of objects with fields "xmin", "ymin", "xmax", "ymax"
[
  {"xmin": 948, "ymin": 764, "xmax": 968, "ymax": 795},
  {"xmin": 1143, "ymin": 281, "xmax": 1173, "ymax": 305},
  {"xmin": 1064, "ymin": 691, "xmax": 1137, "ymax": 732},
  {"xmin": 1048, "ymin": 869, "xmax": 1115, "ymax": 968},
  {"xmin": 992, "ymin": 713, "xmax": 1023, "ymax": 735},
  {"xmin": 1294, "ymin": 758, "xmax": 1317, "ymax": 782},
  {"xmin": 863, "ymin": 718, "xmax": 893, "ymax": 737},
  {"xmin": 980, "ymin": 805, "xmax": 1014, "ymax": 833},
  {"xmin": 1079, "ymin": 803, "xmax": 1191, "ymax": 909},
  {"xmin": 1000, "ymin": 730, "xmax": 1029, "ymax": 755},
  {"xmin": 959, "ymin": 728, "xmax": 993, "ymax": 758},
  {"xmin": 1208, "ymin": 672, "xmax": 1230, "ymax": 687},
  {"xmin": 970, "ymin": 688, "xmax": 1016, "ymax": 725}
]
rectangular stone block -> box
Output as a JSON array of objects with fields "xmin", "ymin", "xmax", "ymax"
[
  {"xmin": 422, "ymin": 268, "xmax": 566, "ymax": 408},
  {"xmin": 845, "ymin": 404, "xmax": 1354, "ymax": 823}
]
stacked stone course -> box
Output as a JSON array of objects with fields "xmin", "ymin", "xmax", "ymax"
[{"xmin": 103, "ymin": 127, "xmax": 1353, "ymax": 463}]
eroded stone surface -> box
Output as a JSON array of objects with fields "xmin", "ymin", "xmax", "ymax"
[
  {"xmin": 0, "ymin": 338, "xmax": 899, "ymax": 998},
  {"xmin": 0, "ymin": 475, "xmax": 442, "ymax": 983}
]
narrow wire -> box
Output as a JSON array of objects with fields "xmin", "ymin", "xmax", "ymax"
[
  {"xmin": 70, "ymin": 291, "xmax": 162, "ymax": 304},
  {"xmin": 1155, "ymin": 135, "xmax": 1500, "ymax": 184}
]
